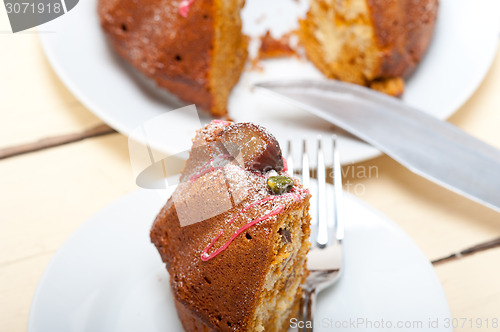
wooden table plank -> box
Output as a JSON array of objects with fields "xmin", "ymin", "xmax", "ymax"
[
  {"xmin": 435, "ymin": 248, "xmax": 500, "ymax": 331},
  {"xmin": 0, "ymin": 252, "xmax": 53, "ymax": 332},
  {"xmin": 0, "ymin": 134, "xmax": 135, "ymax": 266},
  {"xmin": 0, "ymin": 124, "xmax": 115, "ymax": 160},
  {"xmin": 0, "ymin": 11, "xmax": 104, "ymax": 150},
  {"xmin": 343, "ymin": 154, "xmax": 500, "ymax": 262}
]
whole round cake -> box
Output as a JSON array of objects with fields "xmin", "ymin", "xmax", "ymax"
[{"xmin": 150, "ymin": 121, "xmax": 312, "ymax": 331}]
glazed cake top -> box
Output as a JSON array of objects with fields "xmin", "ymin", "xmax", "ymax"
[{"xmin": 171, "ymin": 120, "xmax": 309, "ymax": 260}]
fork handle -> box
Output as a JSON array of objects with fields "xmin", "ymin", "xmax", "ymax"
[{"xmin": 299, "ymin": 287, "xmax": 316, "ymax": 332}]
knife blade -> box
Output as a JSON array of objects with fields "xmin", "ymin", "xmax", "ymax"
[{"xmin": 255, "ymin": 79, "xmax": 500, "ymax": 213}]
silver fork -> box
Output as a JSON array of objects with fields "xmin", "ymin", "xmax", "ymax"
[{"xmin": 286, "ymin": 136, "xmax": 345, "ymax": 332}]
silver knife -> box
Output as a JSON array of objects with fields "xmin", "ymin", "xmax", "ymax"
[{"xmin": 255, "ymin": 79, "xmax": 500, "ymax": 213}]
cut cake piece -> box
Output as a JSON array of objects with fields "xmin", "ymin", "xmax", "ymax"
[
  {"xmin": 98, "ymin": 0, "xmax": 248, "ymax": 116},
  {"xmin": 299, "ymin": 0, "xmax": 438, "ymax": 96},
  {"xmin": 150, "ymin": 121, "xmax": 311, "ymax": 331}
]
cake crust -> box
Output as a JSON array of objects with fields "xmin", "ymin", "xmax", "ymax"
[{"xmin": 367, "ymin": 0, "xmax": 439, "ymax": 79}]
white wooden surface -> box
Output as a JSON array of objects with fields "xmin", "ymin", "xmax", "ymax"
[{"xmin": 1, "ymin": 9, "xmax": 500, "ymax": 331}]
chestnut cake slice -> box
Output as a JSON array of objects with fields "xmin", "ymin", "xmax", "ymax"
[{"xmin": 150, "ymin": 121, "xmax": 311, "ymax": 331}]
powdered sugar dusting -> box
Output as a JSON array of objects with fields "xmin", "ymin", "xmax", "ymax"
[
  {"xmin": 189, "ymin": 153, "xmax": 232, "ymax": 182},
  {"xmin": 195, "ymin": 120, "xmax": 231, "ymax": 143},
  {"xmin": 172, "ymin": 121, "xmax": 310, "ymax": 261}
]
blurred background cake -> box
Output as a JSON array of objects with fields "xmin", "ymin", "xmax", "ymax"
[
  {"xmin": 150, "ymin": 121, "xmax": 312, "ymax": 331},
  {"xmin": 98, "ymin": 0, "xmax": 437, "ymax": 111},
  {"xmin": 98, "ymin": 0, "xmax": 248, "ymax": 116}
]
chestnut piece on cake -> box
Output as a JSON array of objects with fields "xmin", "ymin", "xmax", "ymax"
[
  {"xmin": 218, "ymin": 122, "xmax": 284, "ymax": 173},
  {"xmin": 150, "ymin": 121, "xmax": 311, "ymax": 331}
]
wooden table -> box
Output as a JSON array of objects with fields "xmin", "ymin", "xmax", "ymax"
[{"xmin": 1, "ymin": 12, "xmax": 499, "ymax": 331}]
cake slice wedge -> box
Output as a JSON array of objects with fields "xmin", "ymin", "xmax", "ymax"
[{"xmin": 150, "ymin": 121, "xmax": 311, "ymax": 331}]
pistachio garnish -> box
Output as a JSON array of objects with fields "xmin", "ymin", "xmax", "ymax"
[{"xmin": 267, "ymin": 175, "xmax": 294, "ymax": 195}]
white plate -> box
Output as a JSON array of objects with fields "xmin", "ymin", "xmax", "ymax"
[
  {"xmin": 40, "ymin": 0, "xmax": 500, "ymax": 164},
  {"xmin": 29, "ymin": 188, "xmax": 451, "ymax": 332}
]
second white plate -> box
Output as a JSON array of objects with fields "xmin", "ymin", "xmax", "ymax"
[{"xmin": 40, "ymin": 0, "xmax": 500, "ymax": 163}]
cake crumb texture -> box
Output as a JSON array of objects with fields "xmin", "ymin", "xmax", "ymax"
[{"xmin": 299, "ymin": 0, "xmax": 438, "ymax": 96}]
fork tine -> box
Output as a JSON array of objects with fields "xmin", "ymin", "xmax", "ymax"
[
  {"xmin": 316, "ymin": 136, "xmax": 328, "ymax": 248},
  {"xmin": 332, "ymin": 136, "xmax": 345, "ymax": 242},
  {"xmin": 302, "ymin": 139, "xmax": 317, "ymax": 248},
  {"xmin": 301, "ymin": 139, "xmax": 310, "ymax": 188},
  {"xmin": 286, "ymin": 139, "xmax": 294, "ymax": 177},
  {"xmin": 299, "ymin": 136, "xmax": 344, "ymax": 331}
]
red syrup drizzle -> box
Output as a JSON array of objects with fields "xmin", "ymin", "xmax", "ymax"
[
  {"xmin": 179, "ymin": 0, "xmax": 195, "ymax": 17},
  {"xmin": 211, "ymin": 119, "xmax": 231, "ymax": 125},
  {"xmin": 201, "ymin": 188, "xmax": 307, "ymax": 261},
  {"xmin": 282, "ymin": 156, "xmax": 288, "ymax": 173}
]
